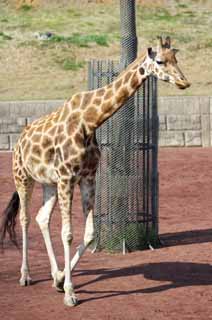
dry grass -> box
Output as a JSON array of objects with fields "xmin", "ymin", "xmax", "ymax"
[{"xmin": 0, "ymin": 0, "xmax": 211, "ymax": 100}]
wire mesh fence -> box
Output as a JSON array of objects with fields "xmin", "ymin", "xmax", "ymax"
[{"xmin": 88, "ymin": 60, "xmax": 159, "ymax": 253}]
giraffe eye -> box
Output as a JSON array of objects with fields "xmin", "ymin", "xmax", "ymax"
[{"xmin": 156, "ymin": 60, "xmax": 164, "ymax": 65}]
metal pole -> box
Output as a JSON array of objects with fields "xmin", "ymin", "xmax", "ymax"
[
  {"xmin": 120, "ymin": 0, "xmax": 137, "ymax": 65},
  {"xmin": 109, "ymin": 0, "xmax": 138, "ymax": 252}
]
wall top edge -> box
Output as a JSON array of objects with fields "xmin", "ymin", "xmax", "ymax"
[{"xmin": 0, "ymin": 97, "xmax": 211, "ymax": 104}]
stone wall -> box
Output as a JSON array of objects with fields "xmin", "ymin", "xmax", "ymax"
[
  {"xmin": 0, "ymin": 97, "xmax": 211, "ymax": 150},
  {"xmin": 159, "ymin": 96, "xmax": 211, "ymax": 147},
  {"xmin": 0, "ymin": 100, "xmax": 61, "ymax": 150}
]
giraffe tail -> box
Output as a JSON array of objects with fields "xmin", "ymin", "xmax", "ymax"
[{"xmin": 0, "ymin": 191, "xmax": 20, "ymax": 249}]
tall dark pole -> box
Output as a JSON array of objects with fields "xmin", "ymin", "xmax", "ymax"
[
  {"xmin": 118, "ymin": 0, "xmax": 138, "ymax": 168},
  {"xmin": 109, "ymin": 0, "xmax": 138, "ymax": 253},
  {"xmin": 120, "ymin": 0, "xmax": 137, "ymax": 66}
]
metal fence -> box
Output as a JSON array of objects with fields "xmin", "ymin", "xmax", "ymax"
[{"xmin": 88, "ymin": 60, "xmax": 159, "ymax": 253}]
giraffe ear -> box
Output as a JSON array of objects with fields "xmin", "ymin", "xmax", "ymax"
[
  {"xmin": 147, "ymin": 47, "xmax": 153, "ymax": 58},
  {"xmin": 157, "ymin": 36, "xmax": 163, "ymax": 51},
  {"xmin": 164, "ymin": 36, "xmax": 171, "ymax": 49},
  {"xmin": 147, "ymin": 47, "xmax": 156, "ymax": 60}
]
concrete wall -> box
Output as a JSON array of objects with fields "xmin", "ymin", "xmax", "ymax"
[
  {"xmin": 0, "ymin": 97, "xmax": 211, "ymax": 150},
  {"xmin": 159, "ymin": 96, "xmax": 211, "ymax": 147}
]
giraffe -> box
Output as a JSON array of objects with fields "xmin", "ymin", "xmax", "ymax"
[{"xmin": 0, "ymin": 37, "xmax": 190, "ymax": 307}]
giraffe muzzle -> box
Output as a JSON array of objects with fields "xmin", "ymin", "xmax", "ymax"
[{"xmin": 175, "ymin": 79, "xmax": 191, "ymax": 90}]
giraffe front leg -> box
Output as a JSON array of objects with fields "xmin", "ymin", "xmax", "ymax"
[
  {"xmin": 58, "ymin": 179, "xmax": 78, "ymax": 307},
  {"xmin": 35, "ymin": 185, "xmax": 64, "ymax": 291},
  {"xmin": 71, "ymin": 176, "xmax": 96, "ymax": 272}
]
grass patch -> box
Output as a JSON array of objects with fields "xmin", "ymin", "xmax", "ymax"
[
  {"xmin": 177, "ymin": 3, "xmax": 188, "ymax": 9},
  {"xmin": 0, "ymin": 31, "xmax": 12, "ymax": 40},
  {"xmin": 204, "ymin": 39, "xmax": 212, "ymax": 48},
  {"xmin": 19, "ymin": 4, "xmax": 33, "ymax": 12},
  {"xmin": 0, "ymin": 17, "xmax": 9, "ymax": 23},
  {"xmin": 49, "ymin": 33, "xmax": 109, "ymax": 47},
  {"xmin": 0, "ymin": 0, "xmax": 211, "ymax": 99},
  {"xmin": 98, "ymin": 222, "xmax": 159, "ymax": 253},
  {"xmin": 56, "ymin": 57, "xmax": 85, "ymax": 71},
  {"xmin": 67, "ymin": 8, "xmax": 82, "ymax": 18}
]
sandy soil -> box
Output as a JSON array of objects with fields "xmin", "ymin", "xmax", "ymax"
[{"xmin": 1, "ymin": 148, "xmax": 212, "ymax": 320}]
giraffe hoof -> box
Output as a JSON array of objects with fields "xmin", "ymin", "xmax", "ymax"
[
  {"xmin": 64, "ymin": 294, "xmax": 78, "ymax": 307},
  {"xmin": 19, "ymin": 276, "xmax": 32, "ymax": 286},
  {"xmin": 53, "ymin": 271, "xmax": 65, "ymax": 292},
  {"xmin": 88, "ymin": 240, "xmax": 97, "ymax": 253}
]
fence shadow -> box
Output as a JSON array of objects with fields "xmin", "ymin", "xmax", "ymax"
[
  {"xmin": 160, "ymin": 228, "xmax": 212, "ymax": 247},
  {"xmin": 75, "ymin": 261, "xmax": 212, "ymax": 304}
]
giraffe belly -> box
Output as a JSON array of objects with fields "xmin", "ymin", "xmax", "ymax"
[{"xmin": 26, "ymin": 161, "xmax": 58, "ymax": 185}]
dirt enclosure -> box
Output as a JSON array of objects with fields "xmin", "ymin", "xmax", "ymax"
[{"xmin": 1, "ymin": 148, "xmax": 212, "ymax": 320}]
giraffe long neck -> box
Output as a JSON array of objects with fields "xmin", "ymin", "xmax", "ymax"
[{"xmin": 82, "ymin": 52, "xmax": 148, "ymax": 133}]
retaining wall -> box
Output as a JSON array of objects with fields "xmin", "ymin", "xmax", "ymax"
[
  {"xmin": 159, "ymin": 96, "xmax": 211, "ymax": 147},
  {"xmin": 0, "ymin": 96, "xmax": 211, "ymax": 150}
]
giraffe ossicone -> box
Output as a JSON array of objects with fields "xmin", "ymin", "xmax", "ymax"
[{"xmin": 0, "ymin": 37, "xmax": 190, "ymax": 307}]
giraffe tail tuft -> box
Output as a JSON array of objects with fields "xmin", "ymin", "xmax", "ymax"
[{"xmin": 0, "ymin": 191, "xmax": 20, "ymax": 249}]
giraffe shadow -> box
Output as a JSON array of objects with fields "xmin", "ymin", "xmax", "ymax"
[
  {"xmin": 73, "ymin": 228, "xmax": 212, "ymax": 304},
  {"xmin": 31, "ymin": 276, "xmax": 52, "ymax": 285},
  {"xmin": 160, "ymin": 228, "xmax": 212, "ymax": 247},
  {"xmin": 75, "ymin": 261, "xmax": 212, "ymax": 304}
]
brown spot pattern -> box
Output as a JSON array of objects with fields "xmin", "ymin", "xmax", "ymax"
[
  {"xmin": 116, "ymin": 87, "xmax": 129, "ymax": 105},
  {"xmin": 48, "ymin": 126, "xmax": 57, "ymax": 136},
  {"xmin": 63, "ymin": 140, "xmax": 78, "ymax": 159},
  {"xmin": 130, "ymin": 73, "xmax": 140, "ymax": 88},
  {"xmin": 96, "ymin": 88, "xmax": 105, "ymax": 97},
  {"xmin": 23, "ymin": 141, "xmax": 31, "ymax": 157},
  {"xmin": 57, "ymin": 124, "xmax": 64, "ymax": 135},
  {"xmin": 60, "ymin": 105, "xmax": 70, "ymax": 121},
  {"xmin": 45, "ymin": 147, "xmax": 55, "ymax": 163},
  {"xmin": 115, "ymin": 78, "xmax": 122, "ymax": 90},
  {"xmin": 101, "ymin": 101, "xmax": 113, "ymax": 114},
  {"xmin": 123, "ymin": 72, "xmax": 132, "ymax": 84},
  {"xmin": 36, "ymin": 125, "xmax": 44, "ymax": 132},
  {"xmin": 81, "ymin": 92, "xmax": 93, "ymax": 109},
  {"xmin": 42, "ymin": 136, "xmax": 52, "ymax": 149},
  {"xmin": 75, "ymin": 133, "xmax": 84, "ymax": 148},
  {"xmin": 21, "ymin": 139, "xmax": 27, "ymax": 149},
  {"xmin": 104, "ymin": 89, "xmax": 113, "ymax": 100},
  {"xmin": 56, "ymin": 147, "xmax": 63, "ymax": 162},
  {"xmin": 71, "ymin": 94, "xmax": 82, "ymax": 109},
  {"xmin": 32, "ymin": 134, "xmax": 42, "ymax": 143},
  {"xmin": 59, "ymin": 165, "xmax": 68, "ymax": 176},
  {"xmin": 56, "ymin": 133, "xmax": 66, "ymax": 145},
  {"xmin": 32, "ymin": 145, "xmax": 42, "ymax": 158},
  {"xmin": 44, "ymin": 121, "xmax": 53, "ymax": 132},
  {"xmin": 84, "ymin": 107, "xmax": 99, "ymax": 123},
  {"xmin": 67, "ymin": 112, "xmax": 81, "ymax": 135},
  {"xmin": 93, "ymin": 97, "xmax": 102, "ymax": 105}
]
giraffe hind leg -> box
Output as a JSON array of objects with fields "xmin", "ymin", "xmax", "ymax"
[
  {"xmin": 70, "ymin": 176, "xmax": 96, "ymax": 272},
  {"xmin": 16, "ymin": 177, "xmax": 34, "ymax": 286}
]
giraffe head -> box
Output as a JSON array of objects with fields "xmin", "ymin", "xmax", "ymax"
[{"xmin": 141, "ymin": 36, "xmax": 190, "ymax": 89}]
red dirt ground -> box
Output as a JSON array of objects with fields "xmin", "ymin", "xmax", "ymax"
[{"xmin": 1, "ymin": 148, "xmax": 212, "ymax": 320}]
